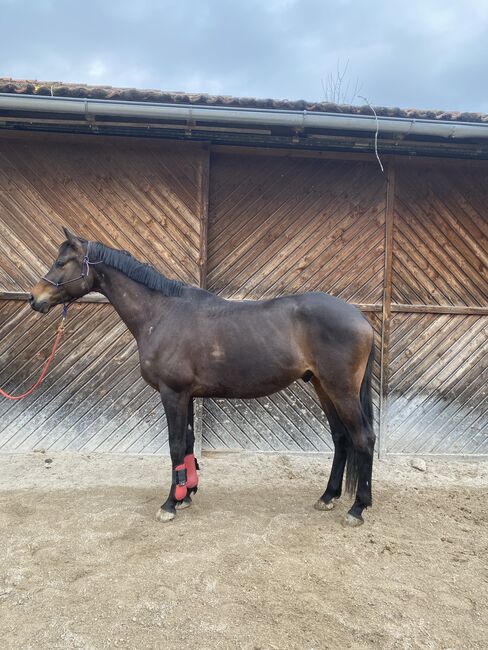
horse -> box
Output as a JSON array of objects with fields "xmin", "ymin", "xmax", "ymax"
[{"xmin": 30, "ymin": 228, "xmax": 376, "ymax": 526}]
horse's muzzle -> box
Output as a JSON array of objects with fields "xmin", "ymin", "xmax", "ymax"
[{"xmin": 29, "ymin": 295, "xmax": 51, "ymax": 314}]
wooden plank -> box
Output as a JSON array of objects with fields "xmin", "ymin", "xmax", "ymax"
[
  {"xmin": 392, "ymin": 304, "xmax": 488, "ymax": 315},
  {"xmin": 210, "ymin": 144, "xmax": 385, "ymax": 163},
  {"xmin": 199, "ymin": 145, "xmax": 210, "ymax": 289},
  {"xmin": 0, "ymin": 291, "xmax": 109, "ymax": 303}
]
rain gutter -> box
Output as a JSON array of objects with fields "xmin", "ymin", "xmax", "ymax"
[{"xmin": 1, "ymin": 94, "xmax": 488, "ymax": 140}]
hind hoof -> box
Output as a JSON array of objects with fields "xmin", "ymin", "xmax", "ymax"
[
  {"xmin": 175, "ymin": 496, "xmax": 192, "ymax": 510},
  {"xmin": 314, "ymin": 498, "xmax": 336, "ymax": 511},
  {"xmin": 156, "ymin": 508, "xmax": 175, "ymax": 523},
  {"xmin": 343, "ymin": 513, "xmax": 364, "ymax": 527}
]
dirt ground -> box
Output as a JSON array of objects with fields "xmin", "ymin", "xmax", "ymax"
[{"xmin": 0, "ymin": 452, "xmax": 487, "ymax": 650}]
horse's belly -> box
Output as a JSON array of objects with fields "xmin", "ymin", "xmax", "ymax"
[
  {"xmin": 193, "ymin": 376, "xmax": 296, "ymax": 399},
  {"xmin": 193, "ymin": 349, "xmax": 304, "ymax": 398}
]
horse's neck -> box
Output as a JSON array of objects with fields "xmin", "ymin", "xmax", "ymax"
[{"xmin": 94, "ymin": 265, "xmax": 161, "ymax": 339}]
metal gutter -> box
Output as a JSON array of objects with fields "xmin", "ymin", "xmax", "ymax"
[{"xmin": 1, "ymin": 93, "xmax": 488, "ymax": 140}]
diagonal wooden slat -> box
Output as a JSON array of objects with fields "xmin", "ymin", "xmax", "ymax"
[
  {"xmin": 205, "ymin": 153, "xmax": 384, "ymax": 452},
  {"xmin": 0, "ymin": 132, "xmax": 207, "ymax": 453},
  {"xmin": 0, "ymin": 134, "xmax": 205, "ymax": 291},
  {"xmin": 387, "ymin": 313, "xmax": 488, "ymax": 454},
  {"xmin": 393, "ymin": 165, "xmax": 488, "ymax": 308}
]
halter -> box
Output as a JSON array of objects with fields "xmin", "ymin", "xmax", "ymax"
[{"xmin": 41, "ymin": 243, "xmax": 103, "ymax": 288}]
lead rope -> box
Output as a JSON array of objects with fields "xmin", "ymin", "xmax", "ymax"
[{"xmin": 0, "ymin": 304, "xmax": 69, "ymax": 401}]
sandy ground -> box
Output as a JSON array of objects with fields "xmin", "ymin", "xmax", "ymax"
[{"xmin": 0, "ymin": 451, "xmax": 487, "ymax": 650}]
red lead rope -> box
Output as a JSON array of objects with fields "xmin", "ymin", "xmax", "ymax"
[{"xmin": 0, "ymin": 313, "xmax": 67, "ymax": 401}]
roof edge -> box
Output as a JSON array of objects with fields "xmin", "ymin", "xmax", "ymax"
[
  {"xmin": 2, "ymin": 93, "xmax": 488, "ymax": 141},
  {"xmin": 1, "ymin": 77, "xmax": 488, "ymax": 125}
]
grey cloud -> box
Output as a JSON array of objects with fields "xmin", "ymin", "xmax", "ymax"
[{"xmin": 1, "ymin": 0, "xmax": 487, "ymax": 112}]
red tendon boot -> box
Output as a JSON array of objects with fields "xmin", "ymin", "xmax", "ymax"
[
  {"xmin": 173, "ymin": 464, "xmax": 187, "ymax": 501},
  {"xmin": 184, "ymin": 454, "xmax": 199, "ymax": 492}
]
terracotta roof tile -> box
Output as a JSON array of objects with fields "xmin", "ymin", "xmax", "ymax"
[{"xmin": 1, "ymin": 78, "xmax": 487, "ymax": 124}]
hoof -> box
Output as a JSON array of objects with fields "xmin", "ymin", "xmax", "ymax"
[
  {"xmin": 156, "ymin": 508, "xmax": 175, "ymax": 523},
  {"xmin": 343, "ymin": 513, "xmax": 364, "ymax": 527},
  {"xmin": 175, "ymin": 496, "xmax": 192, "ymax": 510},
  {"xmin": 314, "ymin": 498, "xmax": 336, "ymax": 511}
]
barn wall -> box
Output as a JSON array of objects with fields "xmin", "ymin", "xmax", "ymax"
[
  {"xmin": 0, "ymin": 132, "xmax": 207, "ymax": 452},
  {"xmin": 203, "ymin": 152, "xmax": 384, "ymax": 451},
  {"xmin": 385, "ymin": 160, "xmax": 488, "ymax": 454},
  {"xmin": 0, "ymin": 131, "xmax": 486, "ymax": 456}
]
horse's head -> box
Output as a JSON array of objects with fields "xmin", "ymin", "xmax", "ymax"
[{"xmin": 29, "ymin": 228, "xmax": 96, "ymax": 313}]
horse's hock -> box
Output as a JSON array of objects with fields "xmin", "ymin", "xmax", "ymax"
[{"xmin": 0, "ymin": 128, "xmax": 486, "ymax": 458}]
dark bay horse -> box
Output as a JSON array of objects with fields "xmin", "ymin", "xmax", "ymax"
[{"xmin": 30, "ymin": 228, "xmax": 376, "ymax": 526}]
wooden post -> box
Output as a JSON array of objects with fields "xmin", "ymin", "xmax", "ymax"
[
  {"xmin": 379, "ymin": 159, "xmax": 396, "ymax": 458},
  {"xmin": 194, "ymin": 144, "xmax": 211, "ymax": 456}
]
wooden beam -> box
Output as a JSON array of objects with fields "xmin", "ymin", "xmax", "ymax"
[
  {"xmin": 194, "ymin": 143, "xmax": 211, "ymax": 456},
  {"xmin": 198, "ymin": 144, "xmax": 210, "ymax": 289},
  {"xmin": 391, "ymin": 304, "xmax": 488, "ymax": 316},
  {"xmin": 0, "ymin": 291, "xmax": 109, "ymax": 303},
  {"xmin": 210, "ymin": 144, "xmax": 385, "ymax": 163}
]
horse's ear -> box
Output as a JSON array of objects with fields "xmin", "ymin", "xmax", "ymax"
[
  {"xmin": 62, "ymin": 227, "xmax": 82, "ymax": 250},
  {"xmin": 62, "ymin": 226, "xmax": 76, "ymax": 242}
]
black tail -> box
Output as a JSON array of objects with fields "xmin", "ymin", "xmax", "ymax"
[{"xmin": 345, "ymin": 342, "xmax": 375, "ymax": 496}]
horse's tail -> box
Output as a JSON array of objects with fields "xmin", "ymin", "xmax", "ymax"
[{"xmin": 345, "ymin": 341, "xmax": 375, "ymax": 496}]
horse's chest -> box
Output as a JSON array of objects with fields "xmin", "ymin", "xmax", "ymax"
[{"xmin": 139, "ymin": 357, "xmax": 159, "ymax": 389}]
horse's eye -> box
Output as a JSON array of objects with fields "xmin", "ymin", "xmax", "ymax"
[{"xmin": 55, "ymin": 260, "xmax": 65, "ymax": 268}]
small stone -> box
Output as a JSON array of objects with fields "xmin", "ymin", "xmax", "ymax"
[
  {"xmin": 410, "ymin": 458, "xmax": 426, "ymax": 472},
  {"xmin": 44, "ymin": 458, "xmax": 53, "ymax": 464}
]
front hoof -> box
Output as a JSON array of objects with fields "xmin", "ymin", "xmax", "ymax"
[
  {"xmin": 343, "ymin": 512, "xmax": 364, "ymax": 527},
  {"xmin": 314, "ymin": 497, "xmax": 336, "ymax": 511},
  {"xmin": 156, "ymin": 508, "xmax": 175, "ymax": 523},
  {"xmin": 175, "ymin": 496, "xmax": 192, "ymax": 510}
]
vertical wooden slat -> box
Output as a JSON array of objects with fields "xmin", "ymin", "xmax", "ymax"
[
  {"xmin": 194, "ymin": 143, "xmax": 211, "ymax": 456},
  {"xmin": 379, "ymin": 160, "xmax": 396, "ymax": 458},
  {"xmin": 198, "ymin": 144, "xmax": 210, "ymax": 290}
]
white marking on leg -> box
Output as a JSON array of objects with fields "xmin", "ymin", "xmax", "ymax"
[
  {"xmin": 314, "ymin": 498, "xmax": 336, "ymax": 511},
  {"xmin": 156, "ymin": 508, "xmax": 175, "ymax": 522},
  {"xmin": 343, "ymin": 513, "xmax": 364, "ymax": 527}
]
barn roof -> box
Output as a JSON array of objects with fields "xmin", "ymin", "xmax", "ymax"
[
  {"xmin": 1, "ymin": 77, "xmax": 487, "ymax": 124},
  {"xmin": 1, "ymin": 78, "xmax": 488, "ymax": 160}
]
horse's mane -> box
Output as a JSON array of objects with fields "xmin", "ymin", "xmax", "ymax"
[{"xmin": 87, "ymin": 241, "xmax": 184, "ymax": 297}]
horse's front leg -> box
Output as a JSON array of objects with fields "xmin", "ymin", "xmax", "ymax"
[
  {"xmin": 157, "ymin": 386, "xmax": 191, "ymax": 523},
  {"xmin": 175, "ymin": 398, "xmax": 200, "ymax": 511}
]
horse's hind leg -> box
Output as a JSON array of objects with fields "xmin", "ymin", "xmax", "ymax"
[
  {"xmin": 176, "ymin": 399, "xmax": 200, "ymax": 511},
  {"xmin": 312, "ymin": 379, "xmax": 348, "ymax": 511},
  {"xmin": 328, "ymin": 393, "xmax": 375, "ymax": 526}
]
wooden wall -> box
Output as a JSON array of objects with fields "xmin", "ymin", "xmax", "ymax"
[
  {"xmin": 0, "ymin": 132, "xmax": 207, "ymax": 452},
  {"xmin": 0, "ymin": 132, "xmax": 486, "ymax": 455},
  {"xmin": 204, "ymin": 152, "xmax": 383, "ymax": 451},
  {"xmin": 385, "ymin": 161, "xmax": 488, "ymax": 454}
]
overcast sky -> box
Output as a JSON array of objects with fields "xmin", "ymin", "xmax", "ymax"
[{"xmin": 2, "ymin": 0, "xmax": 488, "ymax": 113}]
